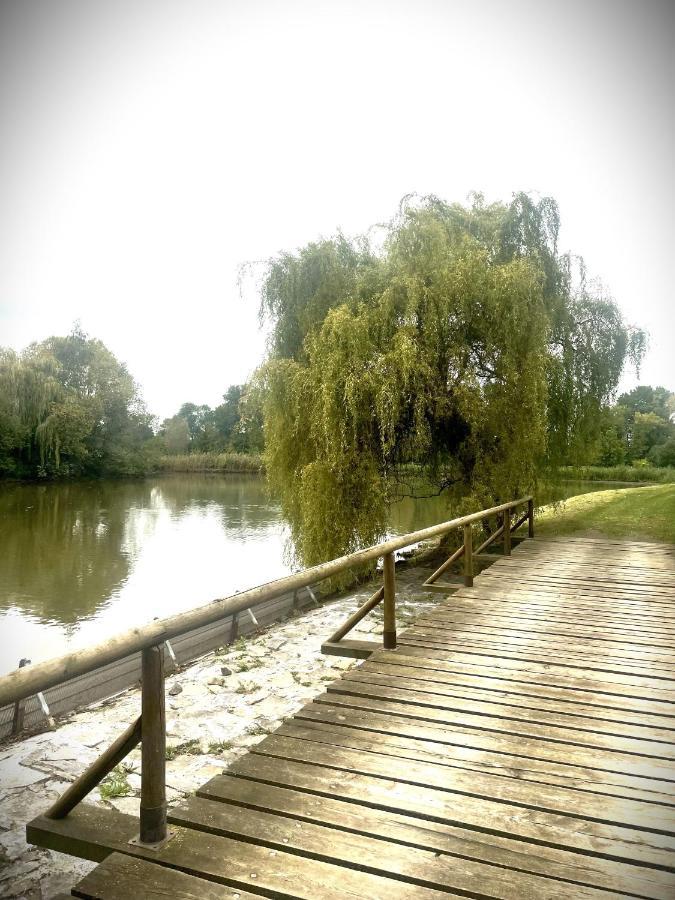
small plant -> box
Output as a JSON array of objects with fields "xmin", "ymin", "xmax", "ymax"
[
  {"xmin": 247, "ymin": 722, "xmax": 271, "ymax": 736},
  {"xmin": 207, "ymin": 739, "xmax": 233, "ymax": 754},
  {"xmin": 233, "ymin": 637, "xmax": 247, "ymax": 653},
  {"xmin": 234, "ymin": 680, "xmax": 258, "ymax": 694},
  {"xmin": 165, "ymin": 738, "xmax": 202, "ymax": 760},
  {"xmin": 237, "ymin": 657, "xmax": 264, "ymax": 672},
  {"xmin": 100, "ymin": 768, "xmax": 132, "ymax": 800}
]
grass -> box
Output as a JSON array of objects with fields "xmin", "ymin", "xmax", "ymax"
[
  {"xmin": 207, "ymin": 739, "xmax": 233, "ymax": 754},
  {"xmin": 157, "ymin": 452, "xmax": 264, "ymax": 474},
  {"xmin": 165, "ymin": 738, "xmax": 202, "ymax": 760},
  {"xmin": 536, "ymin": 483, "xmax": 675, "ymax": 543},
  {"xmin": 99, "ymin": 768, "xmax": 132, "ymax": 800},
  {"xmin": 556, "ymin": 464, "xmax": 675, "ymax": 483},
  {"xmin": 236, "ymin": 657, "xmax": 264, "ymax": 672},
  {"xmin": 234, "ymin": 679, "xmax": 258, "ymax": 694}
]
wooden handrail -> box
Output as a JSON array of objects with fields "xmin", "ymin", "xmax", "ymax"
[
  {"xmin": 0, "ymin": 495, "xmax": 532, "ymax": 708},
  {"xmin": 424, "ymin": 500, "xmax": 534, "ymax": 587}
]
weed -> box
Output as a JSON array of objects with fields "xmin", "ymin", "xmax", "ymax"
[
  {"xmin": 237, "ymin": 657, "xmax": 264, "ymax": 672},
  {"xmin": 234, "ymin": 680, "xmax": 258, "ymax": 694},
  {"xmin": 207, "ymin": 739, "xmax": 233, "ymax": 754},
  {"xmin": 165, "ymin": 738, "xmax": 201, "ymax": 760},
  {"xmin": 100, "ymin": 768, "xmax": 132, "ymax": 800},
  {"xmin": 247, "ymin": 722, "xmax": 271, "ymax": 736}
]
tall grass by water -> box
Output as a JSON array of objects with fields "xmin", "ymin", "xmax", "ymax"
[
  {"xmin": 157, "ymin": 452, "xmax": 264, "ymax": 474},
  {"xmin": 556, "ymin": 465, "xmax": 675, "ymax": 483}
]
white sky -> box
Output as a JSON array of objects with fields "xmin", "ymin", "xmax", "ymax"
[{"xmin": 1, "ymin": 0, "xmax": 673, "ymax": 420}]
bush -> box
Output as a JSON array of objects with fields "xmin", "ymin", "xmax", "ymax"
[{"xmin": 648, "ymin": 438, "xmax": 675, "ymax": 468}]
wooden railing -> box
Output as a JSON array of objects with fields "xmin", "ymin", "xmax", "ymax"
[
  {"xmin": 322, "ymin": 496, "xmax": 534, "ymax": 658},
  {"xmin": 0, "ymin": 495, "xmax": 533, "ymax": 850}
]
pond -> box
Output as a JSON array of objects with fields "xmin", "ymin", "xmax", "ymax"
[{"xmin": 0, "ymin": 474, "xmax": 636, "ymax": 674}]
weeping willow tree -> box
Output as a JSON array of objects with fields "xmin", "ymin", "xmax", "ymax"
[
  {"xmin": 255, "ymin": 193, "xmax": 645, "ymax": 568},
  {"xmin": 0, "ymin": 327, "xmax": 153, "ymax": 478}
]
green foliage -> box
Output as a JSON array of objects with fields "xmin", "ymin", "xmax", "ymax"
[
  {"xmin": 157, "ymin": 451, "xmax": 263, "ymax": 473},
  {"xmin": 159, "ymin": 383, "xmax": 265, "ymax": 456},
  {"xmin": 591, "ymin": 385, "xmax": 675, "ymax": 467},
  {"xmin": 648, "ymin": 438, "xmax": 675, "ymax": 468},
  {"xmin": 256, "ymin": 193, "xmax": 645, "ymax": 568},
  {"xmin": 99, "ymin": 768, "xmax": 132, "ymax": 800},
  {"xmin": 0, "ymin": 326, "xmax": 154, "ymax": 479}
]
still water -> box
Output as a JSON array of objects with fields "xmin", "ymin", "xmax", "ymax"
[{"xmin": 0, "ymin": 474, "xmax": 628, "ymax": 674}]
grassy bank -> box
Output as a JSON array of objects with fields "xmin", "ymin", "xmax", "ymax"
[
  {"xmin": 556, "ymin": 464, "xmax": 675, "ymax": 483},
  {"xmin": 536, "ymin": 483, "xmax": 675, "ymax": 543},
  {"xmin": 157, "ymin": 452, "xmax": 264, "ymax": 474}
]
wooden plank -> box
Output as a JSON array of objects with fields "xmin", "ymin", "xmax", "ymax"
[
  {"xmin": 407, "ymin": 619, "xmax": 675, "ymax": 662},
  {"xmin": 275, "ymin": 718, "xmax": 675, "ymax": 806},
  {"xmin": 404, "ymin": 625, "xmax": 675, "ymax": 670},
  {"xmin": 369, "ymin": 647, "xmax": 675, "ymax": 705},
  {"xmin": 247, "ymin": 732, "xmax": 675, "ymax": 833},
  {"xmin": 321, "ymin": 639, "xmax": 378, "ymax": 659},
  {"xmin": 222, "ymin": 753, "xmax": 675, "ymax": 869},
  {"xmin": 196, "ymin": 775, "xmax": 675, "ymax": 899},
  {"xmin": 476, "ymin": 564, "xmax": 675, "ymax": 588},
  {"xmin": 169, "ymin": 794, "xmax": 609, "ymax": 900},
  {"xmin": 397, "ymin": 634, "xmax": 675, "ymax": 684},
  {"xmin": 301, "ymin": 696, "xmax": 675, "ymax": 781},
  {"xmin": 27, "ymin": 806, "xmax": 455, "ymax": 900},
  {"xmin": 447, "ymin": 589, "xmax": 675, "ymax": 622},
  {"xmin": 485, "ymin": 557, "xmax": 675, "ymax": 581},
  {"xmin": 72, "ymin": 851, "xmax": 260, "ymax": 899},
  {"xmin": 475, "ymin": 573, "xmax": 675, "ymax": 600},
  {"xmin": 416, "ymin": 608, "xmax": 675, "ymax": 645},
  {"xmin": 514, "ymin": 546, "xmax": 675, "ymax": 566},
  {"xmin": 341, "ymin": 668, "xmax": 675, "ymax": 739},
  {"xmin": 356, "ymin": 659, "xmax": 675, "ymax": 724}
]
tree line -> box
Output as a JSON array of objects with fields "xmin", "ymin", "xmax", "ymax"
[
  {"xmin": 594, "ymin": 385, "xmax": 675, "ymax": 467},
  {"xmin": 158, "ymin": 386, "xmax": 263, "ymax": 456},
  {"xmin": 0, "ymin": 327, "xmax": 262, "ymax": 479}
]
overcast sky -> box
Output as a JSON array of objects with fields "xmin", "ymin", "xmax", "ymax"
[{"xmin": 1, "ymin": 0, "xmax": 673, "ymax": 420}]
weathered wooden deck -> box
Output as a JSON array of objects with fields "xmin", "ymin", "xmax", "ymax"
[{"xmin": 29, "ymin": 536, "xmax": 675, "ymax": 898}]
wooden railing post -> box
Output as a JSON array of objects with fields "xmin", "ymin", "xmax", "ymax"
[
  {"xmin": 138, "ymin": 645, "xmax": 167, "ymax": 846},
  {"xmin": 503, "ymin": 509, "xmax": 512, "ymax": 556},
  {"xmin": 463, "ymin": 525, "xmax": 473, "ymax": 587},
  {"xmin": 382, "ymin": 552, "xmax": 396, "ymax": 649},
  {"xmin": 528, "ymin": 498, "xmax": 534, "ymax": 538}
]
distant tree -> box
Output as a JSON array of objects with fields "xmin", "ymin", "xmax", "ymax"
[
  {"xmin": 213, "ymin": 386, "xmax": 244, "ymax": 447},
  {"xmin": 176, "ymin": 402, "xmax": 214, "ymax": 449},
  {"xmin": 161, "ymin": 415, "xmax": 191, "ymax": 454},
  {"xmin": 0, "ymin": 326, "xmax": 153, "ymax": 478},
  {"xmin": 593, "ymin": 406, "xmax": 627, "ymax": 466},
  {"xmin": 648, "ymin": 437, "xmax": 675, "ymax": 467},
  {"xmin": 617, "ymin": 385, "xmax": 674, "ymax": 421}
]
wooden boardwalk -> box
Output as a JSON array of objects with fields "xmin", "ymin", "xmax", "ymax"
[{"xmin": 29, "ymin": 537, "xmax": 675, "ymax": 898}]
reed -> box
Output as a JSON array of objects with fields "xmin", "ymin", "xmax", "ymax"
[{"xmin": 157, "ymin": 452, "xmax": 264, "ymax": 474}]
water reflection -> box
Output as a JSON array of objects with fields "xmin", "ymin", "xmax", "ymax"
[
  {"xmin": 0, "ymin": 475, "xmax": 290, "ymax": 673},
  {"xmin": 0, "ymin": 480, "xmax": 140, "ymax": 624}
]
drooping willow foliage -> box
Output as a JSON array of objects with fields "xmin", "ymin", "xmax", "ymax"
[{"xmin": 255, "ymin": 193, "xmax": 645, "ymax": 568}]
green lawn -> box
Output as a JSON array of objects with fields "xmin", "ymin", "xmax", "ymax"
[{"xmin": 535, "ymin": 483, "xmax": 675, "ymax": 544}]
